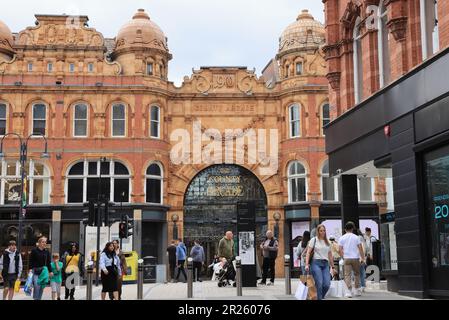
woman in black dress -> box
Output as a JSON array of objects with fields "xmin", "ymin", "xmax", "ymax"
[{"xmin": 99, "ymin": 242, "xmax": 121, "ymax": 300}]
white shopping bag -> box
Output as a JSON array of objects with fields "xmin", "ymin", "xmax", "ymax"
[
  {"xmin": 326, "ymin": 280, "xmax": 350, "ymax": 298},
  {"xmin": 295, "ymin": 280, "xmax": 308, "ymax": 300}
]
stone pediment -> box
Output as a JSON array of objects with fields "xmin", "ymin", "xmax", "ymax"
[
  {"xmin": 179, "ymin": 66, "xmax": 272, "ymax": 95},
  {"xmin": 16, "ymin": 14, "xmax": 105, "ymax": 48}
]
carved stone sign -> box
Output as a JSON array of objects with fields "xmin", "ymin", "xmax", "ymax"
[{"xmin": 193, "ymin": 104, "xmax": 256, "ymax": 114}]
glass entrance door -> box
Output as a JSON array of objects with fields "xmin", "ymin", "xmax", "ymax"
[{"xmin": 423, "ymin": 144, "xmax": 449, "ymax": 292}]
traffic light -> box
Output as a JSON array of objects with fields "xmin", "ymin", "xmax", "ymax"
[
  {"xmin": 83, "ymin": 200, "xmax": 97, "ymax": 226},
  {"xmin": 119, "ymin": 216, "xmax": 134, "ymax": 239},
  {"xmin": 119, "ymin": 222, "xmax": 126, "ymax": 239}
]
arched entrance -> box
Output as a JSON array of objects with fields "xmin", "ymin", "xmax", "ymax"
[{"xmin": 183, "ymin": 164, "xmax": 268, "ymax": 269}]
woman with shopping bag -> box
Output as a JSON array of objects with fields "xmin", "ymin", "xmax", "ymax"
[{"xmin": 304, "ymin": 224, "xmax": 335, "ymax": 300}]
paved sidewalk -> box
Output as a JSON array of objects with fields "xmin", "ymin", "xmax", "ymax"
[{"xmin": 10, "ymin": 280, "xmax": 416, "ymax": 301}]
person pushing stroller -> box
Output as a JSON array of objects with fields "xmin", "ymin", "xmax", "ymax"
[{"xmin": 218, "ymin": 231, "xmax": 236, "ymax": 287}]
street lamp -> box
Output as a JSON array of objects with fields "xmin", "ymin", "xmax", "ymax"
[
  {"xmin": 0, "ymin": 133, "xmax": 49, "ymax": 256},
  {"xmin": 95, "ymin": 156, "xmax": 107, "ymax": 286}
]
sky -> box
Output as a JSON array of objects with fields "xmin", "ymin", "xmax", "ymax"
[{"xmin": 1, "ymin": 0, "xmax": 325, "ymax": 86}]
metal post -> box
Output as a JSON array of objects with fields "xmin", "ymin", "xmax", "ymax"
[
  {"xmin": 187, "ymin": 257, "xmax": 193, "ymax": 298},
  {"xmin": 284, "ymin": 255, "xmax": 291, "ymax": 295},
  {"xmin": 137, "ymin": 259, "xmax": 144, "ymax": 300},
  {"xmin": 235, "ymin": 256, "xmax": 242, "ymax": 296},
  {"xmin": 86, "ymin": 261, "xmax": 94, "ymax": 300},
  {"xmin": 95, "ymin": 204, "xmax": 101, "ymax": 286},
  {"xmin": 18, "ymin": 142, "xmax": 26, "ymax": 256}
]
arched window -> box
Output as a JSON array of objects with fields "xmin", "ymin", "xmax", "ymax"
[
  {"xmin": 146, "ymin": 163, "xmax": 163, "ymax": 204},
  {"xmin": 285, "ymin": 64, "xmax": 289, "ymax": 78},
  {"xmin": 378, "ymin": 1, "xmax": 391, "ymax": 87},
  {"xmin": 289, "ymin": 104, "xmax": 300, "ymax": 138},
  {"xmin": 296, "ymin": 62, "xmax": 303, "ymax": 75},
  {"xmin": 0, "ymin": 160, "xmax": 50, "ymax": 204},
  {"xmin": 288, "ymin": 161, "xmax": 307, "ymax": 203},
  {"xmin": 111, "ymin": 104, "xmax": 126, "ymax": 137},
  {"xmin": 321, "ymin": 103, "xmax": 330, "ymax": 136},
  {"xmin": 321, "ymin": 160, "xmax": 339, "ymax": 201},
  {"xmin": 66, "ymin": 160, "xmax": 130, "ymax": 203},
  {"xmin": 0, "ymin": 103, "xmax": 7, "ymax": 136},
  {"xmin": 353, "ymin": 18, "xmax": 363, "ymax": 103},
  {"xmin": 358, "ymin": 176, "xmax": 375, "ymax": 202},
  {"xmin": 32, "ymin": 103, "xmax": 46, "ymax": 135},
  {"xmin": 421, "ymin": 0, "xmax": 439, "ymax": 59},
  {"xmin": 146, "ymin": 62, "xmax": 153, "ymax": 75},
  {"xmin": 73, "ymin": 103, "xmax": 88, "ymax": 137},
  {"xmin": 150, "ymin": 106, "xmax": 160, "ymax": 138}
]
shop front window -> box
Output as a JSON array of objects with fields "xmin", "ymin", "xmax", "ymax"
[
  {"xmin": 424, "ymin": 145, "xmax": 449, "ymax": 269},
  {"xmin": 0, "ymin": 160, "xmax": 50, "ymax": 205}
]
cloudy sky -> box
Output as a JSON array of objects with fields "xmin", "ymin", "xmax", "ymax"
[{"xmin": 1, "ymin": 0, "xmax": 324, "ymax": 85}]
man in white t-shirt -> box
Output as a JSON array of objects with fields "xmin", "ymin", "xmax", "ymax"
[{"xmin": 339, "ymin": 221, "xmax": 366, "ymax": 297}]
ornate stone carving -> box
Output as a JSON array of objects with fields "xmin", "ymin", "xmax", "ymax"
[
  {"xmin": 12, "ymin": 112, "xmax": 25, "ymax": 118},
  {"xmin": 341, "ymin": 1, "xmax": 361, "ymax": 30},
  {"xmin": 387, "ymin": 17, "xmax": 408, "ymax": 41},
  {"xmin": 237, "ymin": 74, "xmax": 256, "ymax": 94},
  {"xmin": 326, "ymin": 72, "xmax": 341, "ymax": 90},
  {"xmin": 16, "ymin": 16, "xmax": 105, "ymax": 48},
  {"xmin": 193, "ymin": 74, "xmax": 211, "ymax": 94}
]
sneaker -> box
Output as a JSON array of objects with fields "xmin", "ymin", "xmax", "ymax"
[
  {"xmin": 267, "ymin": 281, "xmax": 274, "ymax": 286},
  {"xmin": 345, "ymin": 293, "xmax": 353, "ymax": 298},
  {"xmin": 354, "ymin": 288, "xmax": 362, "ymax": 297},
  {"xmin": 258, "ymin": 281, "xmax": 266, "ymax": 286}
]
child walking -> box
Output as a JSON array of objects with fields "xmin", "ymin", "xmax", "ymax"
[{"xmin": 50, "ymin": 253, "xmax": 63, "ymax": 300}]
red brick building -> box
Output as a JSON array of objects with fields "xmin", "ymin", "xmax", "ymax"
[
  {"xmin": 0, "ymin": 9, "xmax": 356, "ymax": 280},
  {"xmin": 324, "ymin": 0, "xmax": 449, "ymax": 298}
]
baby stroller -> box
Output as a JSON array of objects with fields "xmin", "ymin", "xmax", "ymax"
[{"xmin": 216, "ymin": 258, "xmax": 237, "ymax": 287}]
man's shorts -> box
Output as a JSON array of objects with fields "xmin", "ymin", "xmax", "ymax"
[{"xmin": 4, "ymin": 274, "xmax": 18, "ymax": 288}]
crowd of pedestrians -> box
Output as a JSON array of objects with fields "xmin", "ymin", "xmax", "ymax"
[
  {"xmin": 1, "ymin": 224, "xmax": 376, "ymax": 300},
  {"xmin": 296, "ymin": 222, "xmax": 377, "ymax": 299}
]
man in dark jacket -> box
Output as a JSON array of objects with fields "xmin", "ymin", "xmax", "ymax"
[
  {"xmin": 166, "ymin": 240, "xmax": 177, "ymax": 283},
  {"xmin": 29, "ymin": 236, "xmax": 52, "ymax": 300},
  {"xmin": 190, "ymin": 240, "xmax": 205, "ymax": 282},
  {"xmin": 0, "ymin": 240, "xmax": 23, "ymax": 300},
  {"xmin": 259, "ymin": 230, "xmax": 278, "ymax": 286}
]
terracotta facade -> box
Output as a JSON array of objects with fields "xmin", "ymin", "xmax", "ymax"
[{"xmin": 0, "ymin": 9, "xmax": 341, "ymax": 276}]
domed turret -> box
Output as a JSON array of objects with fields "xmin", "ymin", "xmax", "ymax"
[
  {"xmin": 113, "ymin": 9, "xmax": 171, "ymax": 77},
  {"xmin": 277, "ymin": 10, "xmax": 325, "ymax": 79},
  {"xmin": 0, "ymin": 19, "xmax": 15, "ymax": 59},
  {"xmin": 278, "ymin": 10, "xmax": 325, "ymax": 57}
]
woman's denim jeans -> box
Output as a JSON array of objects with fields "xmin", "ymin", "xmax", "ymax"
[
  {"xmin": 311, "ymin": 259, "xmax": 331, "ymax": 300},
  {"xmin": 32, "ymin": 274, "xmax": 44, "ymax": 300}
]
